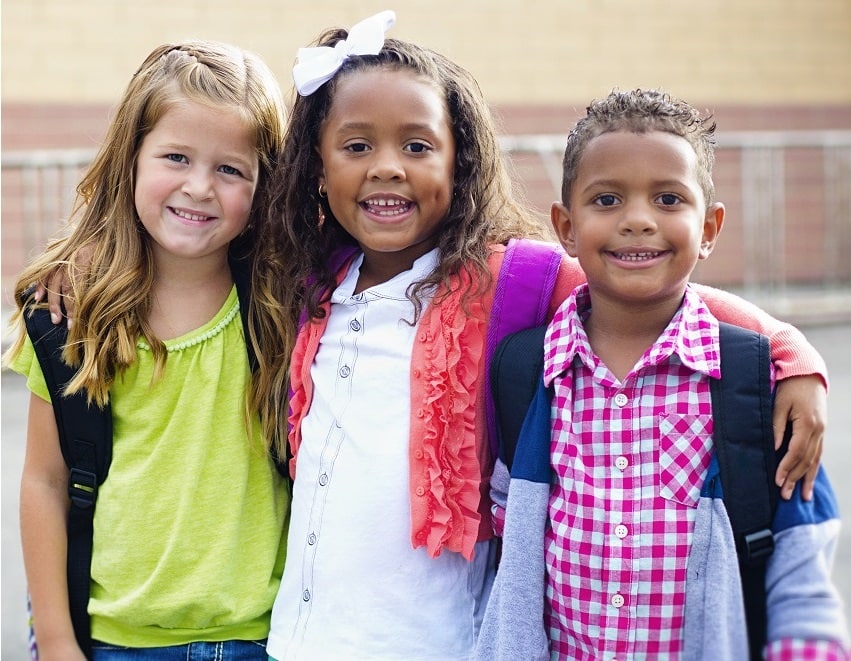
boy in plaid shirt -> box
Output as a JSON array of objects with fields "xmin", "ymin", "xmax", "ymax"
[{"xmin": 476, "ymin": 89, "xmax": 849, "ymax": 660}]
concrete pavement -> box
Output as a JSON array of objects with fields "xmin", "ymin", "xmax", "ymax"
[{"xmin": 2, "ymin": 322, "xmax": 851, "ymax": 658}]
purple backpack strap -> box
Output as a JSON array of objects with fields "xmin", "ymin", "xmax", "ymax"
[{"xmin": 484, "ymin": 238, "xmax": 563, "ymax": 460}]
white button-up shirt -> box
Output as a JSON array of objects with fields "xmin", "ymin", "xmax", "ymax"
[{"xmin": 268, "ymin": 250, "xmax": 493, "ymax": 661}]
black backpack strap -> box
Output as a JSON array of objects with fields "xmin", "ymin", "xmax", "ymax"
[
  {"xmin": 229, "ymin": 253, "xmax": 258, "ymax": 372},
  {"xmin": 489, "ymin": 325, "xmax": 548, "ymax": 471},
  {"xmin": 712, "ymin": 322, "xmax": 787, "ymax": 659},
  {"xmin": 23, "ymin": 302, "xmax": 112, "ymax": 659}
]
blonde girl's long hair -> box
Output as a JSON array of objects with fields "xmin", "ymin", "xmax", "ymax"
[{"xmin": 6, "ymin": 41, "xmax": 286, "ymax": 412}]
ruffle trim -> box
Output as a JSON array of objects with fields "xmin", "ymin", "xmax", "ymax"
[
  {"xmin": 410, "ymin": 270, "xmax": 488, "ymax": 560},
  {"xmin": 287, "ymin": 252, "xmax": 492, "ymax": 561},
  {"xmin": 288, "ymin": 250, "xmax": 357, "ymax": 479},
  {"xmin": 287, "ymin": 309, "xmax": 327, "ymax": 479}
]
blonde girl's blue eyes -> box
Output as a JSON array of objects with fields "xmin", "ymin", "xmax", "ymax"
[
  {"xmin": 218, "ymin": 164, "xmax": 242, "ymax": 177},
  {"xmin": 163, "ymin": 153, "xmax": 243, "ymax": 178}
]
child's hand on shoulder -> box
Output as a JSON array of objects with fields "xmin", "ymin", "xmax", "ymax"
[
  {"xmin": 773, "ymin": 374, "xmax": 827, "ymax": 501},
  {"xmin": 33, "ymin": 243, "xmax": 95, "ymax": 329}
]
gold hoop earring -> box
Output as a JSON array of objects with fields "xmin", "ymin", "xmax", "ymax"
[{"xmin": 318, "ymin": 183, "xmax": 327, "ymax": 198}]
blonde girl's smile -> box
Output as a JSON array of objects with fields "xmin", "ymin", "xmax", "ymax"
[{"xmin": 169, "ymin": 206, "xmax": 218, "ymax": 223}]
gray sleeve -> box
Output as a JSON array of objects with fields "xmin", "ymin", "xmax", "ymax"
[
  {"xmin": 475, "ymin": 479, "xmax": 550, "ymax": 661},
  {"xmin": 766, "ymin": 518, "xmax": 850, "ymax": 649},
  {"xmin": 490, "ymin": 458, "xmax": 510, "ymax": 512}
]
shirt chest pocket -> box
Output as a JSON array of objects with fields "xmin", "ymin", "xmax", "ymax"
[{"xmin": 657, "ymin": 412, "xmax": 713, "ymax": 508}]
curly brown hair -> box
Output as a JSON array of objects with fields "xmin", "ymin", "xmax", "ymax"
[
  {"xmin": 253, "ymin": 30, "xmax": 551, "ymax": 456},
  {"xmin": 561, "ymin": 89, "xmax": 717, "ymax": 207}
]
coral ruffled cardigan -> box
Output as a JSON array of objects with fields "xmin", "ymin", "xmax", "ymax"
[{"xmin": 287, "ymin": 245, "xmax": 574, "ymax": 561}]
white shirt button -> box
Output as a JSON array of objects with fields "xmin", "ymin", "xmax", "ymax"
[
  {"xmin": 340, "ymin": 365, "xmax": 352, "ymax": 378},
  {"xmin": 307, "ymin": 533, "xmax": 317, "ymax": 545},
  {"xmin": 303, "ymin": 589, "xmax": 311, "ymax": 602},
  {"xmin": 349, "ymin": 319, "xmax": 361, "ymax": 331},
  {"xmin": 611, "ymin": 593, "xmax": 625, "ymax": 608},
  {"xmin": 614, "ymin": 524, "xmax": 629, "ymax": 539},
  {"xmin": 615, "ymin": 456, "xmax": 629, "ymax": 471},
  {"xmin": 614, "ymin": 393, "xmax": 628, "ymax": 407},
  {"xmin": 318, "ymin": 473, "xmax": 329, "ymax": 486}
]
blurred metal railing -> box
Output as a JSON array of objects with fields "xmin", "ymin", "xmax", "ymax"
[
  {"xmin": 499, "ymin": 130, "xmax": 851, "ymax": 322},
  {"xmin": 2, "ymin": 148, "xmax": 95, "ymax": 241},
  {"xmin": 3, "ymin": 132, "xmax": 851, "ymax": 323}
]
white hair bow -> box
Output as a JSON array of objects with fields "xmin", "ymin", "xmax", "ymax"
[{"xmin": 293, "ymin": 10, "xmax": 396, "ymax": 96}]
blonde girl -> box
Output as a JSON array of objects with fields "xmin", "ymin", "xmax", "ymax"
[{"xmin": 6, "ymin": 41, "xmax": 288, "ymax": 661}]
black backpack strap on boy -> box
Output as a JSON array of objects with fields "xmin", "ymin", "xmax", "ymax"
[
  {"xmin": 490, "ymin": 321, "xmax": 785, "ymax": 658},
  {"xmin": 23, "ymin": 303, "xmax": 111, "ymax": 659},
  {"xmin": 711, "ymin": 321, "xmax": 788, "ymax": 659},
  {"xmin": 490, "ymin": 324, "xmax": 547, "ymax": 469}
]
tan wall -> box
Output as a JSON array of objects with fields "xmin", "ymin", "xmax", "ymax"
[
  {"xmin": 3, "ymin": 0, "xmax": 851, "ymax": 107},
  {"xmin": 3, "ymin": 1, "xmax": 850, "ymax": 312}
]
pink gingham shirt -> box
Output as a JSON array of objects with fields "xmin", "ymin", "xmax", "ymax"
[{"xmin": 540, "ymin": 284, "xmax": 841, "ymax": 660}]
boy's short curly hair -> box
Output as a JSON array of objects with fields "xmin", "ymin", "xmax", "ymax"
[{"xmin": 561, "ymin": 89, "xmax": 717, "ymax": 206}]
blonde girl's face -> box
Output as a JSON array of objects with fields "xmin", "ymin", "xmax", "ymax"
[
  {"xmin": 318, "ymin": 68, "xmax": 455, "ymax": 286},
  {"xmin": 134, "ymin": 100, "xmax": 259, "ymax": 269}
]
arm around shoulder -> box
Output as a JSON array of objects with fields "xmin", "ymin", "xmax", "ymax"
[
  {"xmin": 693, "ymin": 283, "xmax": 827, "ymax": 385},
  {"xmin": 695, "ymin": 284, "xmax": 828, "ymax": 500},
  {"xmin": 547, "ymin": 253, "xmax": 585, "ymax": 319}
]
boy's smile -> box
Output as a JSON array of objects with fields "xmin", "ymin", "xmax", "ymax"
[
  {"xmin": 317, "ymin": 68, "xmax": 456, "ymax": 288},
  {"xmin": 552, "ymin": 129, "xmax": 724, "ymax": 313}
]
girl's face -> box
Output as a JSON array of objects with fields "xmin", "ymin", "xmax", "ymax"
[
  {"xmin": 552, "ymin": 130, "xmax": 724, "ymax": 311},
  {"xmin": 134, "ymin": 100, "xmax": 259, "ymax": 269},
  {"xmin": 318, "ymin": 68, "xmax": 455, "ymax": 285}
]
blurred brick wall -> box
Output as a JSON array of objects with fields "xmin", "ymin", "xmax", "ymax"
[{"xmin": 3, "ymin": 101, "xmax": 850, "ymax": 299}]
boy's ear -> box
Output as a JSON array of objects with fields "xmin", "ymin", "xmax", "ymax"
[
  {"xmin": 551, "ymin": 202, "xmax": 578, "ymax": 258},
  {"xmin": 699, "ymin": 202, "xmax": 725, "ymax": 260}
]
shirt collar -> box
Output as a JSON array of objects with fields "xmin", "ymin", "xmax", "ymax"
[
  {"xmin": 332, "ymin": 248, "xmax": 440, "ymax": 303},
  {"xmin": 543, "ymin": 283, "xmax": 721, "ymax": 385}
]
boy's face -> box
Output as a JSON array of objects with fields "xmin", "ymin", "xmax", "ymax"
[{"xmin": 551, "ymin": 129, "xmax": 724, "ymax": 311}]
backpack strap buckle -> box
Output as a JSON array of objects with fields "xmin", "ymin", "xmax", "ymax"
[
  {"xmin": 68, "ymin": 467, "xmax": 97, "ymax": 509},
  {"xmin": 743, "ymin": 528, "xmax": 775, "ymax": 563}
]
